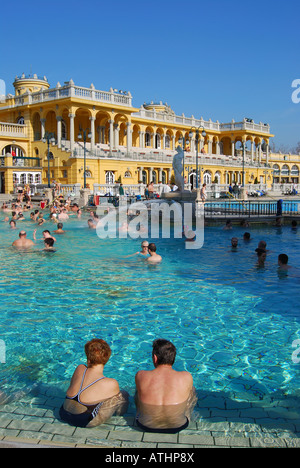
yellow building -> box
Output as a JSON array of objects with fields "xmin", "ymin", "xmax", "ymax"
[{"xmin": 0, "ymin": 73, "xmax": 298, "ymax": 196}]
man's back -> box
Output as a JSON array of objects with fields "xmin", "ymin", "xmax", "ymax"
[
  {"xmin": 12, "ymin": 234, "xmax": 34, "ymax": 248},
  {"xmin": 135, "ymin": 366, "xmax": 193, "ymax": 406}
]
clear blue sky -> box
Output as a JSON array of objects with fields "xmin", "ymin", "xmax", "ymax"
[{"xmin": 1, "ymin": 0, "xmax": 300, "ymax": 150}]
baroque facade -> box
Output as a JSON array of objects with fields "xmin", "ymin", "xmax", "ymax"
[{"xmin": 0, "ymin": 73, "xmax": 298, "ymax": 194}]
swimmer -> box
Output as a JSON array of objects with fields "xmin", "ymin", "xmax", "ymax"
[
  {"xmin": 125, "ymin": 241, "xmax": 150, "ymax": 258},
  {"xmin": 231, "ymin": 237, "xmax": 238, "ymax": 249},
  {"xmin": 9, "ymin": 220, "xmax": 17, "ymax": 230},
  {"xmin": 291, "ymin": 220, "xmax": 298, "ymax": 230},
  {"xmin": 44, "ymin": 237, "xmax": 56, "ymax": 252},
  {"xmin": 278, "ymin": 254, "xmax": 290, "ymax": 271},
  {"xmin": 147, "ymin": 243, "xmax": 162, "ymax": 264},
  {"xmin": 256, "ymin": 248, "xmax": 266, "ymax": 266},
  {"xmin": 223, "ymin": 220, "xmax": 232, "ymax": 230},
  {"xmin": 243, "ymin": 232, "xmax": 251, "ymax": 241},
  {"xmin": 12, "ymin": 231, "xmax": 35, "ymax": 249},
  {"xmin": 58, "ymin": 208, "xmax": 69, "ymax": 220},
  {"xmin": 87, "ymin": 219, "xmax": 97, "ymax": 229},
  {"xmin": 53, "ymin": 223, "xmax": 65, "ymax": 234},
  {"xmin": 33, "ymin": 229, "xmax": 57, "ymax": 242}
]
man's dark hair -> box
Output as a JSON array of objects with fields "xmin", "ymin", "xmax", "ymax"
[
  {"xmin": 148, "ymin": 243, "xmax": 156, "ymax": 253},
  {"xmin": 152, "ymin": 339, "xmax": 176, "ymax": 366},
  {"xmin": 278, "ymin": 253, "xmax": 288, "ymax": 264},
  {"xmin": 44, "ymin": 237, "xmax": 54, "ymax": 247}
]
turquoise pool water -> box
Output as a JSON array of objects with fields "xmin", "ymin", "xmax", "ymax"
[{"xmin": 0, "ymin": 212, "xmax": 300, "ymax": 406}]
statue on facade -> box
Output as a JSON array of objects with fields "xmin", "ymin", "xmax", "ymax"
[{"xmin": 172, "ymin": 145, "xmax": 185, "ymax": 191}]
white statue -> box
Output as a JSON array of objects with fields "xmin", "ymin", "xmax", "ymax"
[{"xmin": 172, "ymin": 145, "xmax": 185, "ymax": 191}]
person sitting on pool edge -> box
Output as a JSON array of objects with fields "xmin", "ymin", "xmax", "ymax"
[
  {"xmin": 134, "ymin": 339, "xmax": 197, "ymax": 433},
  {"xmin": 60, "ymin": 338, "xmax": 128, "ymax": 428}
]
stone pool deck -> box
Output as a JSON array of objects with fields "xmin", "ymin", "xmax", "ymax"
[{"xmin": 0, "ymin": 388, "xmax": 300, "ymax": 448}]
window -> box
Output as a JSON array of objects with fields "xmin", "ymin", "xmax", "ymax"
[
  {"xmin": 145, "ymin": 132, "xmax": 151, "ymax": 147},
  {"xmin": 62, "ymin": 170, "xmax": 68, "ymax": 178},
  {"xmin": 35, "ymin": 174, "xmax": 41, "ymax": 184},
  {"xmin": 61, "ymin": 120, "xmax": 67, "ymax": 140},
  {"xmin": 165, "ymin": 135, "xmax": 170, "ymax": 149},
  {"xmin": 28, "ymin": 174, "xmax": 33, "ymax": 184},
  {"xmin": 105, "ymin": 171, "xmax": 115, "ymax": 184},
  {"xmin": 124, "ymin": 171, "xmax": 132, "ymax": 178},
  {"xmin": 85, "ymin": 170, "xmax": 92, "ymax": 178},
  {"xmin": 17, "ymin": 117, "xmax": 25, "ymax": 125},
  {"xmin": 281, "ymin": 164, "xmax": 289, "ymax": 175}
]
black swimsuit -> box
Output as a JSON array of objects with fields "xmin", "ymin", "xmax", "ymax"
[{"xmin": 59, "ymin": 367, "xmax": 106, "ymax": 427}]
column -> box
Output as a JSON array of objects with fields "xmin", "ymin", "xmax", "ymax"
[
  {"xmin": 258, "ymin": 143, "xmax": 262, "ymax": 164},
  {"xmin": 109, "ymin": 120, "xmax": 114, "ymax": 149},
  {"xmin": 41, "ymin": 118, "xmax": 46, "ymax": 140},
  {"xmin": 68, "ymin": 113, "xmax": 75, "ymax": 155},
  {"xmin": 251, "ymin": 140, "xmax": 254, "ymax": 164},
  {"xmin": 90, "ymin": 116, "xmax": 95, "ymax": 152},
  {"xmin": 266, "ymin": 143, "xmax": 269, "ymax": 165},
  {"xmin": 208, "ymin": 137, "xmax": 212, "ymax": 155},
  {"xmin": 114, "ymin": 123, "xmax": 119, "ymax": 149},
  {"xmin": 56, "ymin": 116, "xmax": 62, "ymax": 149},
  {"xmin": 172, "ymin": 135, "xmax": 175, "ymax": 150},
  {"xmin": 139, "ymin": 131, "xmax": 144, "ymax": 148},
  {"xmin": 126, "ymin": 121, "xmax": 132, "ymax": 153},
  {"xmin": 231, "ymin": 140, "xmax": 235, "ymax": 157}
]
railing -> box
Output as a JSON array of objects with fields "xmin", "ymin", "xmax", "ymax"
[
  {"xmin": 71, "ymin": 143, "xmax": 270, "ymax": 168},
  {"xmin": 0, "ymin": 122, "xmax": 27, "ymax": 137},
  {"xmin": 204, "ymin": 200, "xmax": 300, "ymax": 218},
  {"xmin": 132, "ymin": 110, "xmax": 271, "ymax": 135},
  {"xmin": 17, "ymin": 83, "xmax": 133, "ymax": 107}
]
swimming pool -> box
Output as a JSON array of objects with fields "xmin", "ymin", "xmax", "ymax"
[{"xmin": 0, "ymin": 212, "xmax": 300, "ymax": 408}]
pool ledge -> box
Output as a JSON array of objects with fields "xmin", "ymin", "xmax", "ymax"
[{"xmin": 1, "ymin": 393, "xmax": 300, "ymax": 449}]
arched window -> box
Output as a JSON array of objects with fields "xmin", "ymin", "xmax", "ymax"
[
  {"xmin": 142, "ymin": 170, "xmax": 147, "ymax": 184},
  {"xmin": 165, "ymin": 135, "xmax": 170, "ymax": 149},
  {"xmin": 161, "ymin": 170, "xmax": 166, "ymax": 184},
  {"xmin": 281, "ymin": 164, "xmax": 289, "ymax": 175},
  {"xmin": 273, "ymin": 164, "xmax": 280, "ymax": 175},
  {"xmin": 85, "ymin": 170, "xmax": 92, "ymax": 178},
  {"xmin": 105, "ymin": 171, "xmax": 115, "ymax": 184},
  {"xmin": 155, "ymin": 133, "xmax": 161, "ymax": 149},
  {"xmin": 291, "ymin": 165, "xmax": 299, "ymax": 176},
  {"xmin": 17, "ymin": 116, "xmax": 25, "ymax": 125},
  {"xmin": 61, "ymin": 120, "xmax": 67, "ymax": 140},
  {"xmin": 203, "ymin": 171, "xmax": 212, "ymax": 184},
  {"xmin": 145, "ymin": 132, "xmax": 151, "ymax": 147},
  {"xmin": 124, "ymin": 170, "xmax": 132, "ymax": 178}
]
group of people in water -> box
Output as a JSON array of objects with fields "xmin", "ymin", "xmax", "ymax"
[
  {"xmin": 1, "ymin": 193, "xmax": 298, "ymax": 432},
  {"xmin": 223, "ymin": 218, "xmax": 293, "ymax": 271}
]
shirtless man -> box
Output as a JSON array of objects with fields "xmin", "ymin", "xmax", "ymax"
[
  {"xmin": 147, "ymin": 243, "xmax": 162, "ymax": 264},
  {"xmin": 53, "ymin": 223, "xmax": 65, "ymax": 234},
  {"xmin": 135, "ymin": 339, "xmax": 197, "ymax": 432},
  {"xmin": 12, "ymin": 231, "xmax": 35, "ymax": 249}
]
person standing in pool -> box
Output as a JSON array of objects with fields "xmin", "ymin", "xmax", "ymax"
[
  {"xmin": 12, "ymin": 231, "xmax": 35, "ymax": 249},
  {"xmin": 134, "ymin": 339, "xmax": 197, "ymax": 433},
  {"xmin": 147, "ymin": 243, "xmax": 162, "ymax": 264},
  {"xmin": 60, "ymin": 339, "xmax": 128, "ymax": 428}
]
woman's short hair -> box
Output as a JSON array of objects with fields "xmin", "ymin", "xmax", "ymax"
[
  {"xmin": 152, "ymin": 339, "xmax": 176, "ymax": 366},
  {"xmin": 85, "ymin": 339, "xmax": 112, "ymax": 367}
]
